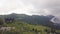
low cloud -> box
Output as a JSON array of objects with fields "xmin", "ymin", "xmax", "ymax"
[{"xmin": 0, "ymin": 0, "xmax": 60, "ymax": 17}]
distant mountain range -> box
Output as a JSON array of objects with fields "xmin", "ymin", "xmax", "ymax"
[
  {"xmin": 1, "ymin": 13, "xmax": 54, "ymax": 24},
  {"xmin": 0, "ymin": 13, "xmax": 60, "ymax": 29}
]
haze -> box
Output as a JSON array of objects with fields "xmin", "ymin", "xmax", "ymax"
[{"xmin": 0, "ymin": 0, "xmax": 60, "ymax": 17}]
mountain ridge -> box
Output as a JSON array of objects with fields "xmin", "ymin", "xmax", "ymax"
[{"xmin": 1, "ymin": 13, "xmax": 60, "ymax": 29}]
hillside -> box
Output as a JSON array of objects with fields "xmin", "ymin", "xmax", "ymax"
[
  {"xmin": 1, "ymin": 13, "xmax": 60, "ymax": 29},
  {"xmin": 1, "ymin": 20, "xmax": 52, "ymax": 34},
  {"xmin": 0, "ymin": 18, "xmax": 60, "ymax": 34},
  {"xmin": 0, "ymin": 13, "xmax": 54, "ymax": 25}
]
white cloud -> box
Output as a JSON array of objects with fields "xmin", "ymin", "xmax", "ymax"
[{"xmin": 0, "ymin": 0, "xmax": 60, "ymax": 17}]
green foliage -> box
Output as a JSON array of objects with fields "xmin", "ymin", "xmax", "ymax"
[
  {"xmin": 0, "ymin": 17, "xmax": 4, "ymax": 25},
  {"xmin": 1, "ymin": 20, "xmax": 60, "ymax": 34}
]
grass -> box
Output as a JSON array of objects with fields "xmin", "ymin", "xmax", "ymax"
[{"xmin": 2, "ymin": 20, "xmax": 60, "ymax": 34}]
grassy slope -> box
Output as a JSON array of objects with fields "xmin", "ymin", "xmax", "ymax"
[{"xmin": 3, "ymin": 20, "xmax": 52, "ymax": 34}]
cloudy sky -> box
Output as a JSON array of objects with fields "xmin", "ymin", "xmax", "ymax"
[{"xmin": 0, "ymin": 0, "xmax": 60, "ymax": 17}]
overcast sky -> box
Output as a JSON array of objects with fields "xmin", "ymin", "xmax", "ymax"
[{"xmin": 0, "ymin": 0, "xmax": 60, "ymax": 17}]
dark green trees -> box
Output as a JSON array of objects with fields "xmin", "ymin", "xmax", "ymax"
[{"xmin": 0, "ymin": 17, "xmax": 4, "ymax": 27}]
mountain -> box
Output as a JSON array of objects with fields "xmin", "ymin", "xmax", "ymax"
[
  {"xmin": 50, "ymin": 17, "xmax": 60, "ymax": 29},
  {"xmin": 2, "ymin": 13, "xmax": 29, "ymax": 19},
  {"xmin": 0, "ymin": 13, "xmax": 54, "ymax": 25},
  {"xmin": 46, "ymin": 15, "xmax": 55, "ymax": 20},
  {"xmin": 2, "ymin": 13, "xmax": 60, "ymax": 29},
  {"xmin": 19, "ymin": 15, "xmax": 54, "ymax": 25},
  {"xmin": 4, "ymin": 14, "xmax": 54, "ymax": 23}
]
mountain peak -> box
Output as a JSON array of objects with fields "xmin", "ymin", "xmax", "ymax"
[{"xmin": 51, "ymin": 17, "xmax": 60, "ymax": 23}]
